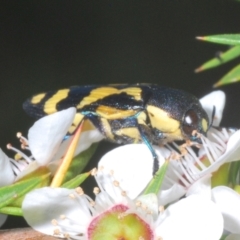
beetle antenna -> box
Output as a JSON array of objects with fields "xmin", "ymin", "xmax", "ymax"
[{"xmin": 208, "ymin": 105, "xmax": 216, "ymax": 130}]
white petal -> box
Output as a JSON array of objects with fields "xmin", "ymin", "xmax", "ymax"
[
  {"xmin": 224, "ymin": 130, "xmax": 240, "ymax": 162},
  {"xmin": 15, "ymin": 161, "xmax": 40, "ymax": 181},
  {"xmin": 51, "ymin": 129, "xmax": 104, "ymax": 162},
  {"xmin": 156, "ymin": 195, "xmax": 223, "ymax": 240},
  {"xmin": 0, "ymin": 214, "xmax": 7, "ymax": 227},
  {"xmin": 200, "ymin": 90, "xmax": 225, "ymax": 126},
  {"xmin": 98, "ymin": 144, "xmax": 174, "ymax": 201},
  {"xmin": 28, "ymin": 108, "xmax": 76, "ymax": 165},
  {"xmin": 75, "ymin": 129, "xmax": 104, "ymax": 155},
  {"xmin": 225, "ymin": 233, "xmax": 240, "ymax": 240},
  {"xmin": 186, "ymin": 175, "xmax": 212, "ymax": 198},
  {"xmin": 157, "ymin": 157, "xmax": 190, "ymax": 205},
  {"xmin": 0, "ymin": 149, "xmax": 15, "ymax": 186},
  {"xmin": 199, "ymin": 130, "xmax": 240, "ymax": 176},
  {"xmin": 212, "ymin": 186, "xmax": 240, "ymax": 234},
  {"xmin": 158, "ymin": 183, "xmax": 186, "ymax": 206},
  {"xmin": 98, "ymin": 144, "xmax": 153, "ymax": 199},
  {"xmin": 22, "ymin": 187, "xmax": 91, "ymax": 236}
]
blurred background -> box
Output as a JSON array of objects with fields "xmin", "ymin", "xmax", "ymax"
[{"xmin": 1, "ymin": 0, "xmax": 240, "ymax": 229}]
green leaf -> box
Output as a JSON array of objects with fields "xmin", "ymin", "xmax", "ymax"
[
  {"xmin": 143, "ymin": 160, "xmax": 169, "ymax": 195},
  {"xmin": 219, "ymin": 235, "xmax": 228, "ymax": 240},
  {"xmin": 228, "ymin": 161, "xmax": 240, "ymax": 187},
  {"xmin": 0, "ymin": 170, "xmax": 50, "ymax": 208},
  {"xmin": 195, "ymin": 45, "xmax": 240, "ymax": 72},
  {"xmin": 197, "ymin": 34, "xmax": 240, "ymax": 45},
  {"xmin": 62, "ymin": 143, "xmax": 98, "ymax": 184},
  {"xmin": 214, "ymin": 64, "xmax": 240, "ymax": 87},
  {"xmin": 0, "ymin": 206, "xmax": 23, "ymax": 216},
  {"xmin": 62, "ymin": 172, "xmax": 90, "ymax": 188}
]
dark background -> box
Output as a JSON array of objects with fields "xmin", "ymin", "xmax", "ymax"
[{"xmin": 1, "ymin": 0, "xmax": 240, "ymax": 229}]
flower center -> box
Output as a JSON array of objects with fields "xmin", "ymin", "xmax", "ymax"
[{"xmin": 87, "ymin": 204, "xmax": 154, "ymax": 240}]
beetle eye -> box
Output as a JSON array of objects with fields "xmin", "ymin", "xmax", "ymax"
[{"xmin": 182, "ymin": 109, "xmax": 199, "ymax": 136}]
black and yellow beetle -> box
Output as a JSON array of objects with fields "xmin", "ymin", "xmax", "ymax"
[{"xmin": 23, "ymin": 84, "xmax": 209, "ymax": 174}]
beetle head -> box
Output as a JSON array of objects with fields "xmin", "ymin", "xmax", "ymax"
[{"xmin": 181, "ymin": 104, "xmax": 209, "ymax": 143}]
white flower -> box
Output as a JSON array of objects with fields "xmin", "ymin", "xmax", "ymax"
[
  {"xmin": 22, "ymin": 169, "xmax": 223, "ymax": 240},
  {"xmin": 183, "ymin": 178, "xmax": 240, "ymax": 238},
  {"xmin": 0, "ymin": 107, "xmax": 103, "ymax": 184},
  {"xmin": 0, "ymin": 107, "xmax": 103, "ymax": 228},
  {"xmin": 199, "ymin": 90, "xmax": 225, "ymax": 126},
  {"xmin": 0, "ymin": 149, "xmax": 15, "ymax": 187},
  {"xmin": 96, "ymin": 127, "xmax": 240, "ymax": 206},
  {"xmin": 212, "ymin": 186, "xmax": 240, "ymax": 235},
  {"xmin": 95, "ymin": 90, "xmax": 240, "ymax": 206},
  {"xmin": 21, "ymin": 90, "xmax": 230, "ymax": 239},
  {"xmin": 155, "ymin": 194, "xmax": 223, "ymax": 240}
]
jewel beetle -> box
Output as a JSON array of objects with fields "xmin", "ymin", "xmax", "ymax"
[{"xmin": 23, "ymin": 84, "xmax": 209, "ymax": 174}]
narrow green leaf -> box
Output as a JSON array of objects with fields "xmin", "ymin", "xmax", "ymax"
[
  {"xmin": 0, "ymin": 206, "xmax": 23, "ymax": 216},
  {"xmin": 228, "ymin": 161, "xmax": 240, "ymax": 187},
  {"xmin": 0, "ymin": 172, "xmax": 50, "ymax": 209},
  {"xmin": 195, "ymin": 45, "xmax": 240, "ymax": 72},
  {"xmin": 143, "ymin": 160, "xmax": 169, "ymax": 195},
  {"xmin": 62, "ymin": 172, "xmax": 90, "ymax": 188},
  {"xmin": 214, "ymin": 64, "xmax": 240, "ymax": 87},
  {"xmin": 63, "ymin": 143, "xmax": 98, "ymax": 184},
  {"xmin": 219, "ymin": 235, "xmax": 228, "ymax": 240},
  {"xmin": 197, "ymin": 34, "xmax": 240, "ymax": 45}
]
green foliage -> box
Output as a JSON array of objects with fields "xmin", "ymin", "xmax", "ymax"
[
  {"xmin": 62, "ymin": 143, "xmax": 98, "ymax": 184},
  {"xmin": 0, "ymin": 169, "xmax": 50, "ymax": 216},
  {"xmin": 0, "ymin": 142, "xmax": 98, "ymax": 216},
  {"xmin": 62, "ymin": 172, "xmax": 91, "ymax": 189},
  {"xmin": 195, "ymin": 46, "xmax": 240, "ymax": 72},
  {"xmin": 143, "ymin": 159, "xmax": 169, "ymax": 195},
  {"xmin": 196, "ymin": 34, "xmax": 240, "ymax": 87},
  {"xmin": 229, "ymin": 161, "xmax": 240, "ymax": 188},
  {"xmin": 214, "ymin": 64, "xmax": 240, "ymax": 87},
  {"xmin": 196, "ymin": 34, "xmax": 240, "ymax": 45},
  {"xmin": 0, "ymin": 207, "xmax": 23, "ymax": 216}
]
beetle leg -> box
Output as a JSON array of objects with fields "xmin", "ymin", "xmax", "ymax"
[{"xmin": 138, "ymin": 124, "xmax": 159, "ymax": 175}]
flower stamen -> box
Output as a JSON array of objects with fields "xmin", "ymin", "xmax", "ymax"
[
  {"xmin": 16, "ymin": 132, "xmax": 29, "ymax": 148},
  {"xmin": 7, "ymin": 143, "xmax": 33, "ymax": 164},
  {"xmin": 170, "ymin": 127, "xmax": 236, "ymax": 188}
]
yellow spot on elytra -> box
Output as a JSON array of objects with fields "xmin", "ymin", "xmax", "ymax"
[
  {"xmin": 31, "ymin": 93, "xmax": 46, "ymax": 104},
  {"xmin": 121, "ymin": 87, "xmax": 142, "ymax": 101},
  {"xmin": 77, "ymin": 87, "xmax": 142, "ymax": 109},
  {"xmin": 44, "ymin": 89, "xmax": 70, "ymax": 114},
  {"xmin": 68, "ymin": 114, "xmax": 95, "ymax": 135}
]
